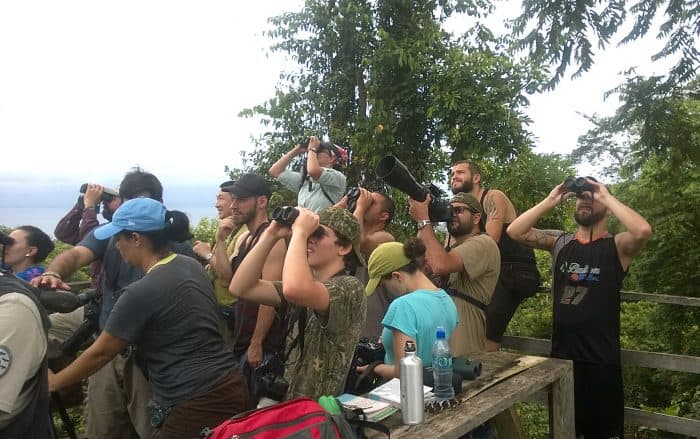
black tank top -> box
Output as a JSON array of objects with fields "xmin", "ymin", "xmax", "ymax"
[{"xmin": 550, "ymin": 233, "xmax": 626, "ymax": 365}]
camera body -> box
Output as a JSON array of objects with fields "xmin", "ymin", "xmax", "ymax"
[
  {"xmin": 564, "ymin": 176, "xmax": 594, "ymax": 197},
  {"xmin": 346, "ymin": 186, "xmax": 361, "ymax": 213},
  {"xmin": 256, "ymin": 355, "xmax": 289, "ymax": 401},
  {"xmin": 79, "ymin": 183, "xmax": 119, "ymax": 203},
  {"xmin": 376, "ymin": 155, "xmax": 453, "ymax": 222},
  {"xmin": 271, "ymin": 206, "xmax": 299, "ymax": 227},
  {"xmin": 344, "ymin": 337, "xmax": 386, "ymax": 395}
]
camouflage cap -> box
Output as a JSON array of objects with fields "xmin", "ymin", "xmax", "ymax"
[
  {"xmin": 450, "ymin": 192, "xmax": 482, "ymax": 214},
  {"xmin": 318, "ymin": 206, "xmax": 366, "ymax": 267}
]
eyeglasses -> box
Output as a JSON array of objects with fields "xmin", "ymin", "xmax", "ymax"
[{"xmin": 452, "ymin": 206, "xmax": 476, "ymax": 215}]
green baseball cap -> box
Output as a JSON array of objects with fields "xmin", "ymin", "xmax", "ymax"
[
  {"xmin": 318, "ymin": 206, "xmax": 366, "ymax": 267},
  {"xmin": 450, "ymin": 192, "xmax": 482, "ymax": 214},
  {"xmin": 365, "ymin": 242, "xmax": 410, "ymax": 296}
]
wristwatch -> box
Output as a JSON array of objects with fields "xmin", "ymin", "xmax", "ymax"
[{"xmin": 416, "ymin": 219, "xmax": 432, "ymax": 230}]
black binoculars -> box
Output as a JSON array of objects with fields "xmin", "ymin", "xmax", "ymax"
[
  {"xmin": 346, "ymin": 186, "xmax": 361, "ymax": 213},
  {"xmin": 271, "ymin": 206, "xmax": 299, "ymax": 226},
  {"xmin": 563, "ymin": 176, "xmax": 594, "ymax": 197}
]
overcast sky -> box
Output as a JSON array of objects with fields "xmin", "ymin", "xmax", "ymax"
[{"xmin": 0, "ymin": 0, "xmax": 674, "ymax": 193}]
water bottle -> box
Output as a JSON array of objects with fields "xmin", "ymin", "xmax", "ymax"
[
  {"xmin": 432, "ymin": 325, "xmax": 455, "ymax": 400},
  {"xmin": 399, "ymin": 340, "xmax": 424, "ymax": 424}
]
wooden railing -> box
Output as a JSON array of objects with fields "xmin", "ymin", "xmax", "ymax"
[{"xmin": 501, "ymin": 289, "xmax": 700, "ymax": 437}]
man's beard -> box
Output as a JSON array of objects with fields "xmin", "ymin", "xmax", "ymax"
[
  {"xmin": 448, "ymin": 219, "xmax": 474, "ymax": 236},
  {"xmin": 574, "ymin": 208, "xmax": 605, "ymax": 227},
  {"xmin": 452, "ymin": 180, "xmax": 473, "ymax": 194},
  {"xmin": 235, "ymin": 208, "xmax": 255, "ymax": 227}
]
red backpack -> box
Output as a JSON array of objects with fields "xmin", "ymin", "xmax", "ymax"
[{"xmin": 201, "ymin": 397, "xmax": 356, "ymax": 439}]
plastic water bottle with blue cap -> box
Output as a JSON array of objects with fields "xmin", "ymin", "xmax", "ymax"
[{"xmin": 432, "ymin": 325, "xmax": 455, "ymax": 400}]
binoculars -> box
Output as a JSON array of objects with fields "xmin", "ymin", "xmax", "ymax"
[
  {"xmin": 271, "ymin": 206, "xmax": 299, "ymax": 227},
  {"xmin": 346, "ymin": 187, "xmax": 361, "ymax": 213},
  {"xmin": 563, "ymin": 176, "xmax": 594, "ymax": 197},
  {"xmin": 79, "ymin": 183, "xmax": 119, "ymax": 202}
]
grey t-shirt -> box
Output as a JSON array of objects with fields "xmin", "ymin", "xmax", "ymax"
[
  {"xmin": 105, "ymin": 255, "xmax": 234, "ymax": 406},
  {"xmin": 78, "ymin": 231, "xmax": 195, "ymax": 329},
  {"xmin": 277, "ymin": 168, "xmax": 347, "ymax": 212}
]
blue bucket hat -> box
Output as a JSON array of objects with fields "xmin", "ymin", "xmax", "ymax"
[{"xmin": 94, "ymin": 197, "xmax": 167, "ymax": 240}]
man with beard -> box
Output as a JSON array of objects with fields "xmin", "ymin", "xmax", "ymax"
[
  {"xmin": 223, "ymin": 174, "xmax": 286, "ymax": 406},
  {"xmin": 507, "ymin": 177, "xmax": 652, "ymax": 438},
  {"xmin": 408, "ymin": 192, "xmax": 500, "ymax": 357},
  {"xmin": 450, "ymin": 161, "xmax": 540, "ymax": 352}
]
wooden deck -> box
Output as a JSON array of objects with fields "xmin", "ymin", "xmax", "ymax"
[{"xmin": 369, "ymin": 351, "xmax": 575, "ymax": 438}]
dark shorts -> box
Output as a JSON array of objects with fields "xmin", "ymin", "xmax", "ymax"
[
  {"xmin": 573, "ymin": 362, "xmax": 624, "ymax": 438},
  {"xmin": 485, "ymin": 279, "xmax": 522, "ymax": 342},
  {"xmin": 158, "ymin": 369, "xmax": 250, "ymax": 439}
]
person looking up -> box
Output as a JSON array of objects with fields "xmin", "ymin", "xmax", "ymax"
[
  {"xmin": 230, "ymin": 206, "xmax": 366, "ymax": 399},
  {"xmin": 450, "ymin": 160, "xmax": 540, "ymax": 352},
  {"xmin": 507, "ymin": 177, "xmax": 652, "ymax": 438},
  {"xmin": 269, "ymin": 136, "xmax": 347, "ymax": 212}
]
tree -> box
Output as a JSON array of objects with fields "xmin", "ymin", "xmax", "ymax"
[
  {"xmin": 511, "ymin": 0, "xmax": 700, "ymax": 89},
  {"xmin": 238, "ymin": 0, "xmax": 544, "ymax": 195}
]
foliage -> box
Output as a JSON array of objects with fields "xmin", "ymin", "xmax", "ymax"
[
  {"xmin": 191, "ymin": 217, "xmax": 218, "ymax": 245},
  {"xmin": 237, "ymin": 0, "xmax": 545, "ymax": 197},
  {"xmin": 511, "ymin": 0, "xmax": 700, "ymax": 89}
]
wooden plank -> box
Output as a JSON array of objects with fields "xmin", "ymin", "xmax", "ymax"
[
  {"xmin": 620, "ymin": 291, "xmax": 700, "ymax": 307},
  {"xmin": 501, "ymin": 336, "xmax": 700, "ymax": 374},
  {"xmin": 625, "ymin": 408, "xmax": 700, "ymax": 437},
  {"xmin": 548, "ymin": 360, "xmax": 575, "ymax": 439},
  {"xmin": 371, "ymin": 353, "xmax": 574, "ymax": 438}
]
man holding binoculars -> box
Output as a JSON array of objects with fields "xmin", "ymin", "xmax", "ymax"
[{"xmin": 507, "ymin": 176, "xmax": 652, "ymax": 438}]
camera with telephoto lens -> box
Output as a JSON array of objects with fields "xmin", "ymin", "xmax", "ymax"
[
  {"xmin": 256, "ymin": 355, "xmax": 289, "ymax": 401},
  {"xmin": 346, "ymin": 186, "xmax": 361, "ymax": 213},
  {"xmin": 79, "ymin": 183, "xmax": 119, "ymax": 203},
  {"xmin": 271, "ymin": 206, "xmax": 299, "ymax": 227},
  {"xmin": 376, "ymin": 155, "xmax": 453, "ymax": 222},
  {"xmin": 563, "ymin": 176, "xmax": 594, "ymax": 197}
]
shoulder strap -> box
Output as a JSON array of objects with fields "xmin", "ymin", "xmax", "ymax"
[
  {"xmin": 479, "ymin": 188, "xmax": 489, "ymax": 230},
  {"xmin": 552, "ymin": 233, "xmax": 575, "ymax": 266},
  {"xmin": 444, "ymin": 287, "xmax": 487, "ymax": 311}
]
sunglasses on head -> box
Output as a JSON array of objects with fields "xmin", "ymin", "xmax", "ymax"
[{"xmin": 452, "ymin": 206, "xmax": 476, "ymax": 215}]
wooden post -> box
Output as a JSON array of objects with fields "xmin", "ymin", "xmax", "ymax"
[{"xmin": 549, "ymin": 360, "xmax": 575, "ymax": 438}]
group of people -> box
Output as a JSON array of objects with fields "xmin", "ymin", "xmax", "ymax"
[{"xmin": 0, "ymin": 137, "xmax": 652, "ymax": 439}]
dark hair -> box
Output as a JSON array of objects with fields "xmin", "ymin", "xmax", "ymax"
[
  {"xmin": 334, "ymin": 232, "xmax": 359, "ymax": 276},
  {"xmin": 119, "ymin": 210, "xmax": 191, "ymax": 252},
  {"xmin": 16, "ymin": 225, "xmax": 54, "ymax": 263},
  {"xmin": 383, "ymin": 237, "xmax": 426, "ymax": 279},
  {"xmin": 376, "ymin": 192, "xmax": 395, "ymax": 226},
  {"xmin": 119, "ymin": 167, "xmax": 163, "ymax": 201},
  {"xmin": 453, "ymin": 160, "xmax": 483, "ymax": 184}
]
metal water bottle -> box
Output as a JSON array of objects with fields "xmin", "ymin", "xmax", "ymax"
[{"xmin": 400, "ymin": 340, "xmax": 424, "ymax": 424}]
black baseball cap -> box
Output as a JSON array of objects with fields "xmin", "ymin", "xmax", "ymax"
[{"xmin": 222, "ymin": 173, "xmax": 272, "ymax": 199}]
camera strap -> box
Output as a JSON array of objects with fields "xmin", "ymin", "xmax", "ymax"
[
  {"xmin": 444, "ymin": 287, "xmax": 487, "ymax": 311},
  {"xmin": 283, "ymin": 307, "xmax": 308, "ymax": 362}
]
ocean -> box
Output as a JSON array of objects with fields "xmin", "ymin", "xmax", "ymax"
[{"xmin": 0, "ymin": 206, "xmax": 217, "ymax": 238}]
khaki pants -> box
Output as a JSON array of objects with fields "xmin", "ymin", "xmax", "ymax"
[
  {"xmin": 47, "ymin": 307, "xmax": 85, "ymax": 359},
  {"xmin": 86, "ymin": 354, "xmax": 154, "ymax": 439}
]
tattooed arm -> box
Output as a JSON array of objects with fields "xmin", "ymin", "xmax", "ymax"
[
  {"xmin": 507, "ymin": 183, "xmax": 571, "ymax": 252},
  {"xmin": 482, "ymin": 190, "xmax": 516, "ymax": 243}
]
